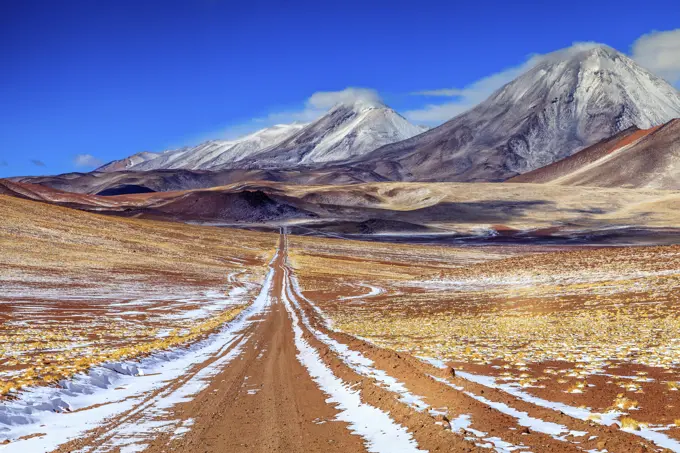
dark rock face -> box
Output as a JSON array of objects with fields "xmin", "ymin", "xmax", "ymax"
[{"xmin": 97, "ymin": 185, "xmax": 157, "ymax": 196}]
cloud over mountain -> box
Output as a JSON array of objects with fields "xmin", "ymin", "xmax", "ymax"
[
  {"xmin": 632, "ymin": 28, "xmax": 680, "ymax": 84},
  {"xmin": 212, "ymin": 87, "xmax": 384, "ymax": 141},
  {"xmin": 74, "ymin": 154, "xmax": 104, "ymax": 168},
  {"xmin": 306, "ymin": 88, "xmax": 382, "ymax": 110},
  {"xmin": 405, "ymin": 35, "xmax": 680, "ymax": 125}
]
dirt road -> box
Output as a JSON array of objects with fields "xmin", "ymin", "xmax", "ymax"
[{"xmin": 5, "ymin": 232, "xmax": 672, "ymax": 453}]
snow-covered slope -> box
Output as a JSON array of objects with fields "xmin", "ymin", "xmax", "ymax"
[
  {"xmin": 196, "ymin": 124, "xmax": 307, "ymax": 169},
  {"xmin": 235, "ymin": 99, "xmax": 427, "ymax": 168},
  {"xmin": 97, "ymin": 151, "xmax": 164, "ymax": 172},
  {"xmin": 99, "ymin": 123, "xmax": 306, "ymax": 172},
  {"xmin": 354, "ymin": 44, "xmax": 680, "ymax": 182},
  {"xmin": 99, "ymin": 100, "xmax": 424, "ymax": 172}
]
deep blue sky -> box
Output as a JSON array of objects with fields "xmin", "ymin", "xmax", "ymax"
[{"xmin": 1, "ymin": 0, "xmax": 678, "ymax": 177}]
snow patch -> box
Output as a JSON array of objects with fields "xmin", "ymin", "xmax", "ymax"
[
  {"xmin": 281, "ymin": 272, "xmax": 424, "ymax": 453},
  {"xmin": 0, "ymin": 249, "xmax": 280, "ymax": 452}
]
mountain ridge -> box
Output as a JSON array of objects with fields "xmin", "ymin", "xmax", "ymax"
[
  {"xmin": 22, "ymin": 43, "xmax": 680, "ymax": 194},
  {"xmin": 348, "ymin": 44, "xmax": 680, "ymax": 182},
  {"xmin": 98, "ymin": 100, "xmax": 425, "ymax": 173}
]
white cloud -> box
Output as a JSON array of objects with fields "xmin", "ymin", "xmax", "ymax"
[
  {"xmin": 74, "ymin": 154, "xmax": 104, "ymax": 168},
  {"xmin": 405, "ymin": 56, "xmax": 540, "ymax": 124},
  {"xmin": 631, "ymin": 28, "xmax": 680, "ymax": 84},
  {"xmin": 307, "ymin": 87, "xmax": 382, "ymax": 109},
  {"xmin": 260, "ymin": 87, "xmax": 382, "ymax": 126}
]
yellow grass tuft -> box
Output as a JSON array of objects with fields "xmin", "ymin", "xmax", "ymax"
[
  {"xmin": 619, "ymin": 417, "xmax": 647, "ymax": 431},
  {"xmin": 613, "ymin": 396, "xmax": 638, "ymax": 410},
  {"xmin": 0, "ymin": 305, "xmax": 247, "ymax": 397},
  {"xmin": 566, "ymin": 381, "xmax": 586, "ymax": 393}
]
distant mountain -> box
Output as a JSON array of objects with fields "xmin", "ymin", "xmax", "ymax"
[
  {"xmin": 509, "ymin": 118, "xmax": 680, "ymax": 189},
  {"xmin": 0, "ymin": 179, "xmax": 315, "ymax": 223},
  {"xmin": 24, "ymin": 43, "xmax": 680, "ymax": 193},
  {"xmin": 97, "ymin": 151, "xmax": 163, "ymax": 172},
  {"xmin": 98, "ymin": 123, "xmax": 307, "ymax": 172},
  {"xmin": 350, "ymin": 44, "xmax": 680, "ymax": 182},
  {"xmin": 99, "ymin": 99, "xmax": 425, "ymax": 172},
  {"xmin": 233, "ymin": 99, "xmax": 427, "ymax": 168},
  {"xmin": 12, "ymin": 166, "xmax": 387, "ymax": 195}
]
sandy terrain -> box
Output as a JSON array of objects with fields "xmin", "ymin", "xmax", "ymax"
[
  {"xmin": 3, "ymin": 195, "xmax": 680, "ymax": 452},
  {"xmin": 289, "ymin": 234, "xmax": 680, "ymax": 450},
  {"xmin": 0, "ymin": 194, "xmax": 276, "ymax": 396}
]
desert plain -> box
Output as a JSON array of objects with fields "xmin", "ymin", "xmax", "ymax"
[{"xmin": 2, "ymin": 187, "xmax": 680, "ymax": 452}]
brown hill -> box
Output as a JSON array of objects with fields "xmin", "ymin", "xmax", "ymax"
[
  {"xmin": 5, "ymin": 179, "xmax": 680, "ymax": 244},
  {"xmin": 509, "ymin": 119, "xmax": 680, "ymax": 189},
  {"xmin": 0, "ymin": 179, "xmax": 315, "ymax": 223},
  {"xmin": 12, "ymin": 167, "xmax": 384, "ymax": 195}
]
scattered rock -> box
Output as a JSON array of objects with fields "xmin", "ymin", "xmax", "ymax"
[{"xmin": 433, "ymin": 414, "xmax": 451, "ymax": 430}]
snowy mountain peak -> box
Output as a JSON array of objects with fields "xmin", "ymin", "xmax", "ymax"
[
  {"xmin": 330, "ymin": 97, "xmax": 386, "ymax": 113},
  {"xmin": 546, "ymin": 42, "xmax": 617, "ymax": 61},
  {"xmin": 234, "ymin": 100, "xmax": 425, "ymax": 166},
  {"xmin": 355, "ymin": 43, "xmax": 680, "ymax": 182},
  {"xmin": 99, "ymin": 100, "xmax": 423, "ymax": 172},
  {"xmin": 98, "ymin": 43, "xmax": 679, "ymax": 182},
  {"xmin": 124, "ymin": 123, "xmax": 308, "ymax": 172},
  {"xmin": 512, "ymin": 42, "xmax": 680, "ymax": 131}
]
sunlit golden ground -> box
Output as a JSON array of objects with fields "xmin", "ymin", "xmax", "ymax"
[
  {"xmin": 6, "ymin": 189, "xmax": 680, "ymax": 435},
  {"xmin": 289, "ymin": 234, "xmax": 680, "ymax": 430},
  {"xmin": 0, "ymin": 195, "xmax": 277, "ymax": 396}
]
